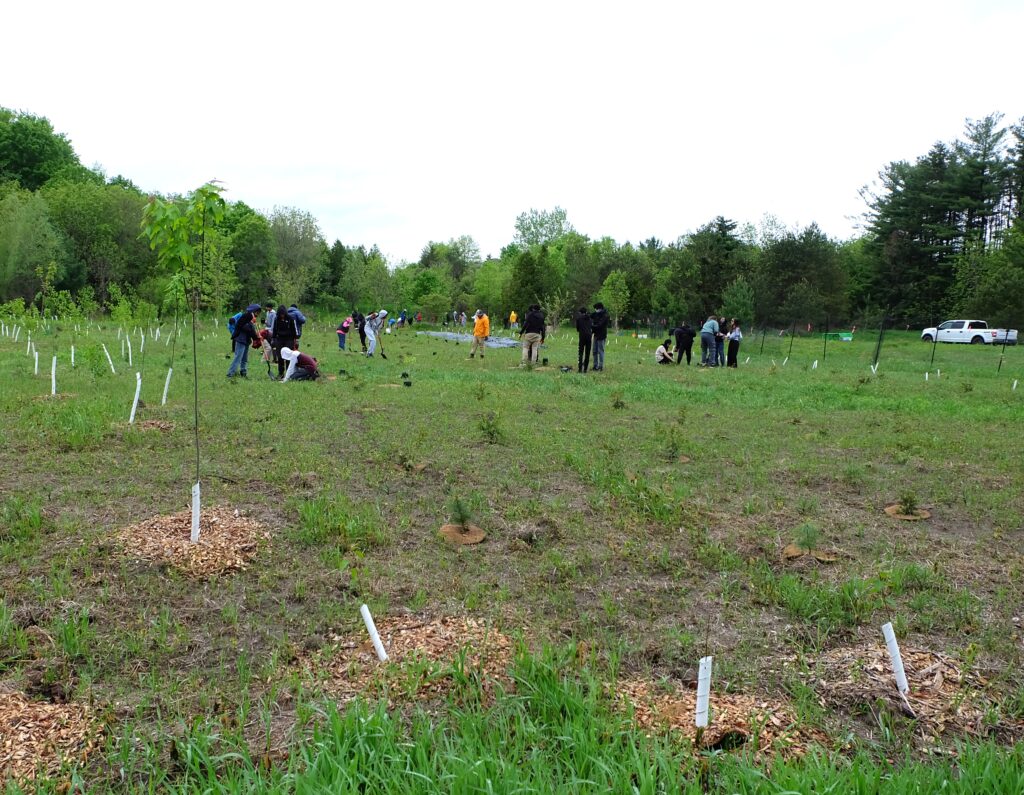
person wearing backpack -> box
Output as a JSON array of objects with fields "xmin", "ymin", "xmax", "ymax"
[
  {"xmin": 271, "ymin": 304, "xmax": 298, "ymax": 378},
  {"xmin": 227, "ymin": 310, "xmax": 245, "ymax": 354},
  {"xmin": 288, "ymin": 304, "xmax": 307, "ymax": 341},
  {"xmin": 227, "ymin": 304, "xmax": 260, "ymax": 378}
]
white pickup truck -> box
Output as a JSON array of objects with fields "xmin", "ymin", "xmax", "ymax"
[{"xmin": 921, "ymin": 320, "xmax": 1018, "ymax": 345}]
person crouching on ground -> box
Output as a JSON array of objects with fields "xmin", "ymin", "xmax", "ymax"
[
  {"xmin": 227, "ymin": 304, "xmax": 261, "ymax": 378},
  {"xmin": 255, "ymin": 329, "xmax": 274, "ymax": 376},
  {"xmin": 469, "ymin": 309, "xmax": 490, "ymax": 359},
  {"xmin": 519, "ymin": 304, "xmax": 545, "ymax": 364},
  {"xmin": 727, "ymin": 319, "xmax": 743, "ymax": 368},
  {"xmin": 271, "ymin": 304, "xmax": 298, "ymax": 379},
  {"xmin": 280, "ymin": 347, "xmax": 321, "ymax": 381},
  {"xmin": 575, "ymin": 306, "xmax": 592, "ymax": 373},
  {"xmin": 655, "ymin": 338, "xmax": 675, "ymax": 364}
]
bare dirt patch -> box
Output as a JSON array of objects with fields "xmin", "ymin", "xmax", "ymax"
[
  {"xmin": 0, "ymin": 689, "xmax": 101, "ymax": 786},
  {"xmin": 116, "ymin": 506, "xmax": 269, "ymax": 578},
  {"xmin": 135, "ymin": 419, "xmax": 175, "ymax": 432}
]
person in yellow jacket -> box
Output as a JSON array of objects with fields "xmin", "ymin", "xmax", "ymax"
[
  {"xmin": 469, "ymin": 309, "xmax": 490, "ymax": 359},
  {"xmin": 509, "ymin": 309, "xmax": 518, "ymax": 330}
]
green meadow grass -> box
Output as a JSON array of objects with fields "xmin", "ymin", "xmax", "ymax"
[{"xmin": 1, "ymin": 318, "xmax": 1022, "ymax": 791}]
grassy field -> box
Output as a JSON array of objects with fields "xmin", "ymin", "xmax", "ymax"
[{"xmin": 1, "ymin": 316, "xmax": 1023, "ymax": 792}]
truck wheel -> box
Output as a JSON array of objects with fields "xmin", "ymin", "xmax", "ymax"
[
  {"xmin": 922, "ymin": 334, "xmax": 933, "ymax": 342},
  {"xmin": 970, "ymin": 335, "xmax": 984, "ymax": 344}
]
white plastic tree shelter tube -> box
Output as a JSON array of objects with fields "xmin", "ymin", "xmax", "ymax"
[
  {"xmin": 34, "ymin": 350, "xmax": 39, "ymax": 375},
  {"xmin": 360, "ymin": 604, "xmax": 389, "ymax": 661},
  {"xmin": 51, "ymin": 356, "xmax": 56, "ymax": 395},
  {"xmin": 925, "ymin": 372, "xmax": 929, "ymax": 381},
  {"xmin": 695, "ymin": 655, "xmax": 713, "ymax": 728},
  {"xmin": 812, "ymin": 360, "xmax": 818, "ymax": 369},
  {"xmin": 71, "ymin": 345, "xmax": 75, "ymax": 367},
  {"xmin": 191, "ymin": 482, "xmax": 201, "ymax": 543},
  {"xmin": 140, "ymin": 334, "xmax": 144, "ymax": 354},
  {"xmin": 27, "ymin": 335, "xmax": 31, "ymax": 355},
  {"xmin": 782, "ymin": 356, "xmax": 789, "ymax": 366},
  {"xmin": 881, "ymin": 622, "xmax": 909, "ymax": 694},
  {"xmin": 101, "ymin": 344, "xmax": 116, "ymax": 374},
  {"xmin": 127, "ymin": 336, "xmax": 132, "ymax": 367},
  {"xmin": 1013, "ymin": 380, "xmax": 1018, "ymax": 391},
  {"xmin": 121, "ymin": 337, "xmax": 125, "ymax": 359},
  {"xmin": 162, "ymin": 368, "xmax": 173, "ymax": 405},
  {"xmin": 129, "ymin": 372, "xmax": 142, "ymax": 424}
]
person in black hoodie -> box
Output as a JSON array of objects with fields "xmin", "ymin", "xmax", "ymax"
[
  {"xmin": 590, "ymin": 303, "xmax": 609, "ymax": 371},
  {"xmin": 271, "ymin": 304, "xmax": 298, "ymax": 379},
  {"xmin": 574, "ymin": 307, "xmax": 593, "ymax": 373},
  {"xmin": 519, "ymin": 304, "xmax": 546, "ymax": 364},
  {"xmin": 354, "ymin": 311, "xmax": 367, "ymax": 352},
  {"xmin": 674, "ymin": 321, "xmax": 695, "ymax": 365},
  {"xmin": 227, "ymin": 304, "xmax": 260, "ymax": 378}
]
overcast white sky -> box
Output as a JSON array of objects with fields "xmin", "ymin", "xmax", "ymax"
[{"xmin": 4, "ymin": 0, "xmax": 1023, "ymax": 264}]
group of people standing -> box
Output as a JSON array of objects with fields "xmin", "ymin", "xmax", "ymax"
[
  {"xmin": 698, "ymin": 315, "xmax": 743, "ymax": 368},
  {"xmin": 572, "ymin": 303, "xmax": 610, "ymax": 373},
  {"xmin": 226, "ymin": 303, "xmax": 320, "ymax": 381}
]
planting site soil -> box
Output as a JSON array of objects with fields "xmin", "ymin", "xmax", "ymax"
[{"xmin": 1, "ymin": 327, "xmax": 1023, "ymax": 788}]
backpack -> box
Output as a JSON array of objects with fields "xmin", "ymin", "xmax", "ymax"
[
  {"xmin": 227, "ymin": 311, "xmax": 243, "ymax": 336},
  {"xmin": 273, "ymin": 311, "xmax": 297, "ymax": 340}
]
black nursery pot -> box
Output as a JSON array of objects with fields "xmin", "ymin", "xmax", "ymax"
[
  {"xmin": 542, "ymin": 358, "xmax": 549, "ymax": 365},
  {"xmin": 403, "ymin": 380, "xmax": 412, "ymax": 387}
]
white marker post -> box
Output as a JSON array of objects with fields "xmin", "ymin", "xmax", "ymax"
[
  {"xmin": 782, "ymin": 356, "xmax": 789, "ymax": 366},
  {"xmin": 360, "ymin": 604, "xmax": 389, "ymax": 662},
  {"xmin": 871, "ymin": 363, "xmax": 879, "ymax": 375},
  {"xmin": 139, "ymin": 334, "xmax": 144, "ymax": 355},
  {"xmin": 51, "ymin": 356, "xmax": 56, "ymax": 395},
  {"xmin": 128, "ymin": 372, "xmax": 142, "ymax": 424},
  {"xmin": 27, "ymin": 335, "xmax": 32, "ymax": 355},
  {"xmin": 881, "ymin": 622, "xmax": 912, "ymax": 714},
  {"xmin": 812, "ymin": 360, "xmax": 818, "ymax": 369},
  {"xmin": 127, "ymin": 336, "xmax": 132, "ymax": 367},
  {"xmin": 1013, "ymin": 380, "xmax": 1018, "ymax": 391},
  {"xmin": 695, "ymin": 655, "xmax": 713, "ymax": 728},
  {"xmin": 161, "ymin": 367, "xmax": 173, "ymax": 405},
  {"xmin": 71, "ymin": 345, "xmax": 75, "ymax": 367},
  {"xmin": 925, "ymin": 372, "xmax": 929, "ymax": 381},
  {"xmin": 191, "ymin": 482, "xmax": 201, "ymax": 543},
  {"xmin": 121, "ymin": 337, "xmax": 125, "ymax": 359},
  {"xmin": 33, "ymin": 350, "xmax": 39, "ymax": 375},
  {"xmin": 101, "ymin": 343, "xmax": 116, "ymax": 374},
  {"xmin": 936, "ymin": 369, "xmax": 940, "ymax": 378},
  {"xmin": 744, "ymin": 356, "xmax": 750, "ymax": 364}
]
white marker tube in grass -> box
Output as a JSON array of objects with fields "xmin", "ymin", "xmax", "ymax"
[
  {"xmin": 695, "ymin": 655, "xmax": 713, "ymax": 728},
  {"xmin": 71, "ymin": 345, "xmax": 75, "ymax": 367},
  {"xmin": 360, "ymin": 604, "xmax": 389, "ymax": 661},
  {"xmin": 51, "ymin": 356, "xmax": 56, "ymax": 395},
  {"xmin": 121, "ymin": 337, "xmax": 125, "ymax": 358},
  {"xmin": 140, "ymin": 334, "xmax": 144, "ymax": 354},
  {"xmin": 102, "ymin": 343, "xmax": 116, "ymax": 374},
  {"xmin": 782, "ymin": 356, "xmax": 788, "ymax": 366},
  {"xmin": 128, "ymin": 372, "xmax": 142, "ymax": 424},
  {"xmin": 881, "ymin": 622, "xmax": 909, "ymax": 695},
  {"xmin": 744, "ymin": 356, "xmax": 750, "ymax": 364},
  {"xmin": 127, "ymin": 337, "xmax": 132, "ymax": 367},
  {"xmin": 812, "ymin": 360, "xmax": 818, "ymax": 369},
  {"xmin": 190, "ymin": 483, "xmax": 201, "ymax": 542},
  {"xmin": 34, "ymin": 350, "xmax": 39, "ymax": 375},
  {"xmin": 161, "ymin": 367, "xmax": 173, "ymax": 405},
  {"xmin": 936, "ymin": 369, "xmax": 940, "ymax": 378},
  {"xmin": 27, "ymin": 335, "xmax": 31, "ymax": 355},
  {"xmin": 1014, "ymin": 380, "xmax": 1018, "ymax": 391}
]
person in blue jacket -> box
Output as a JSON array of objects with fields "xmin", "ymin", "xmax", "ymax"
[{"xmin": 287, "ymin": 304, "xmax": 307, "ymax": 343}]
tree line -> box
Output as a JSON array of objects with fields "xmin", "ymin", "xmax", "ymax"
[{"xmin": 2, "ymin": 107, "xmax": 1022, "ymax": 329}]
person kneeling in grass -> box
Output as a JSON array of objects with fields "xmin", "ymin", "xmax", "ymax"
[
  {"xmin": 655, "ymin": 338, "xmax": 675, "ymax": 364},
  {"xmin": 280, "ymin": 347, "xmax": 321, "ymax": 382}
]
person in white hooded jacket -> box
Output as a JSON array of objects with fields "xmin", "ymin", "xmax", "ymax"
[{"xmin": 364, "ymin": 309, "xmax": 388, "ymax": 357}]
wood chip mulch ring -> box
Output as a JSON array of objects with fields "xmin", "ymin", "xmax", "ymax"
[
  {"xmin": 135, "ymin": 419, "xmax": 175, "ymax": 432},
  {"xmin": 32, "ymin": 393, "xmax": 75, "ymax": 402},
  {"xmin": 616, "ymin": 679, "xmax": 828, "ymax": 760},
  {"xmin": 115, "ymin": 506, "xmax": 270, "ymax": 578},
  {"xmin": 307, "ymin": 616, "xmax": 515, "ymax": 705},
  {"xmin": 813, "ymin": 643, "xmax": 1024, "ymax": 742},
  {"xmin": 884, "ymin": 504, "xmax": 931, "ymax": 521},
  {"xmin": 0, "ymin": 689, "xmax": 101, "ymax": 786},
  {"xmin": 439, "ymin": 523, "xmax": 486, "ymax": 545}
]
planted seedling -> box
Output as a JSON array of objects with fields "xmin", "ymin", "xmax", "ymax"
[
  {"xmin": 782, "ymin": 522, "xmax": 838, "ymax": 563},
  {"xmin": 611, "ymin": 391, "xmax": 626, "ymax": 410},
  {"xmin": 478, "ymin": 411, "xmax": 504, "ymax": 444},
  {"xmin": 884, "ymin": 490, "xmax": 931, "ymax": 521},
  {"xmin": 473, "ymin": 382, "xmax": 486, "ymax": 401},
  {"xmin": 439, "ymin": 497, "xmax": 485, "ymax": 545}
]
